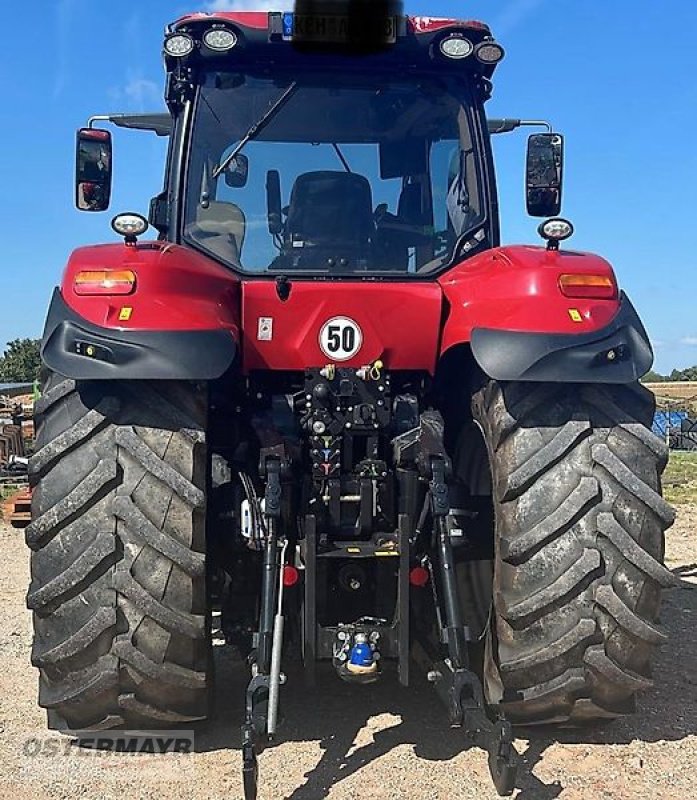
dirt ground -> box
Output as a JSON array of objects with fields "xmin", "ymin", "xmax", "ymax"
[{"xmin": 1, "ymin": 507, "xmax": 695, "ymax": 800}]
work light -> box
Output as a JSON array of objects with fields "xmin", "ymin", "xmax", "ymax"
[
  {"xmin": 164, "ymin": 33, "xmax": 194, "ymax": 57},
  {"xmin": 475, "ymin": 41, "xmax": 505, "ymax": 64},
  {"xmin": 112, "ymin": 212, "xmax": 149, "ymax": 240},
  {"xmin": 539, "ymin": 218, "xmax": 574, "ymax": 243},
  {"xmin": 439, "ymin": 35, "xmax": 474, "ymax": 60},
  {"xmin": 203, "ymin": 28, "xmax": 238, "ymax": 51}
]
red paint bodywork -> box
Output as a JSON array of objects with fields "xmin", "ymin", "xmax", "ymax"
[
  {"xmin": 241, "ymin": 281, "xmax": 442, "ymax": 373},
  {"xmin": 62, "ymin": 242, "xmax": 240, "ymax": 334},
  {"xmin": 407, "ymin": 16, "xmax": 489, "ymax": 34},
  {"xmin": 438, "ymin": 245, "xmax": 620, "ymax": 356},
  {"xmin": 59, "ymin": 241, "xmax": 622, "ymax": 377},
  {"xmin": 176, "ymin": 11, "xmax": 270, "ymax": 29}
]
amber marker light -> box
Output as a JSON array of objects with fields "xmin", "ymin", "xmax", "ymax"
[
  {"xmin": 559, "ymin": 274, "xmax": 617, "ymax": 300},
  {"xmin": 74, "ymin": 270, "xmax": 137, "ymax": 296}
]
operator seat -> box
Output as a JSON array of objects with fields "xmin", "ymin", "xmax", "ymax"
[
  {"xmin": 187, "ymin": 200, "xmax": 246, "ymax": 267},
  {"xmin": 282, "ymin": 171, "xmax": 374, "ymax": 269},
  {"xmin": 374, "ymin": 182, "xmax": 432, "ymax": 271}
]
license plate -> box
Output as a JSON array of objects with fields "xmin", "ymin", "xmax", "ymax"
[{"xmin": 282, "ymin": 12, "xmax": 397, "ymax": 45}]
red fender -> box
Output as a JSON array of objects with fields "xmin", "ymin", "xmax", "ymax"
[
  {"xmin": 438, "ymin": 244, "xmax": 621, "ymax": 355},
  {"xmin": 60, "ymin": 241, "xmax": 240, "ymax": 335}
]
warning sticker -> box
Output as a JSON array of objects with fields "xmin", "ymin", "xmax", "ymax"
[{"xmin": 258, "ymin": 317, "xmax": 273, "ymax": 341}]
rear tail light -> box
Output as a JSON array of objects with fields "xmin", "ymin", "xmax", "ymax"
[
  {"xmin": 74, "ymin": 270, "xmax": 136, "ymax": 296},
  {"xmin": 559, "ymin": 274, "xmax": 617, "ymax": 300},
  {"xmin": 409, "ymin": 566, "xmax": 430, "ymax": 588},
  {"xmin": 283, "ymin": 565, "xmax": 300, "ymax": 588}
]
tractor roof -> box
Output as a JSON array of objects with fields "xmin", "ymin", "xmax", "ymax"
[
  {"xmin": 168, "ymin": 12, "xmax": 500, "ymax": 78},
  {"xmin": 174, "ymin": 12, "xmax": 491, "ymax": 37}
]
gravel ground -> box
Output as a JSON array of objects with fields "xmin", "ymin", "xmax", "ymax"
[{"xmin": 1, "ymin": 507, "xmax": 695, "ymax": 800}]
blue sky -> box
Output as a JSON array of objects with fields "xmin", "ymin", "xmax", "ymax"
[{"xmin": 2, "ymin": 0, "xmax": 696, "ymax": 373}]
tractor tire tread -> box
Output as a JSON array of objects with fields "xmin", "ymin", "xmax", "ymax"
[
  {"xmin": 472, "ymin": 381, "xmax": 673, "ymax": 724},
  {"xmin": 28, "ymin": 373, "xmax": 210, "ymax": 730}
]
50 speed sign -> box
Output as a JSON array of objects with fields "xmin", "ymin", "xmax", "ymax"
[{"xmin": 319, "ymin": 317, "xmax": 363, "ymax": 361}]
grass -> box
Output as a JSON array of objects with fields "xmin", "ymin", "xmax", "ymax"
[
  {"xmin": 663, "ymin": 451, "xmax": 697, "ymax": 505},
  {"xmin": 0, "ymin": 481, "xmax": 28, "ymax": 500}
]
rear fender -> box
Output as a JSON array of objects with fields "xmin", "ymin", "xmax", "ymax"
[
  {"xmin": 438, "ymin": 245, "xmax": 653, "ymax": 383},
  {"xmin": 42, "ymin": 242, "xmax": 240, "ymax": 380}
]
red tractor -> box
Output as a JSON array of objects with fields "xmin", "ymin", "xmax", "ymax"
[{"xmin": 27, "ymin": 6, "xmax": 675, "ymax": 797}]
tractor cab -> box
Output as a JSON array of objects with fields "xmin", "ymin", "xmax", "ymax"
[
  {"xmin": 171, "ymin": 14, "xmax": 501, "ymax": 278},
  {"xmin": 76, "ymin": 12, "xmax": 563, "ymax": 275}
]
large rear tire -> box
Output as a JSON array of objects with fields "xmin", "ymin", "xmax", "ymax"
[
  {"xmin": 468, "ymin": 381, "xmax": 676, "ymax": 725},
  {"xmin": 27, "ymin": 373, "xmax": 210, "ymax": 730}
]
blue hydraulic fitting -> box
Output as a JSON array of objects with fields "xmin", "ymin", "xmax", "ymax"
[{"xmin": 347, "ymin": 633, "xmax": 376, "ymax": 674}]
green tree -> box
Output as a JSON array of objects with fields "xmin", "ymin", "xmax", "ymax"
[
  {"xmin": 641, "ymin": 369, "xmax": 666, "ymax": 383},
  {"xmin": 668, "ymin": 366, "xmax": 697, "ymax": 382},
  {"xmin": 642, "ymin": 365, "xmax": 697, "ymax": 382},
  {"xmin": 0, "ymin": 338, "xmax": 41, "ymax": 383}
]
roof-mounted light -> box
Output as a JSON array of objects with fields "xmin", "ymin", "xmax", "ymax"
[
  {"xmin": 202, "ymin": 27, "xmax": 238, "ymax": 52},
  {"xmin": 475, "ymin": 40, "xmax": 505, "ymax": 65},
  {"xmin": 439, "ymin": 34, "xmax": 474, "ymax": 60},
  {"xmin": 164, "ymin": 33, "xmax": 194, "ymax": 58}
]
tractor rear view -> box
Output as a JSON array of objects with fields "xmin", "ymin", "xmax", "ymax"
[{"xmin": 27, "ymin": 6, "xmax": 675, "ymax": 797}]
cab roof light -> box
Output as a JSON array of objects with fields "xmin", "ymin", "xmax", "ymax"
[
  {"xmin": 559, "ymin": 274, "xmax": 617, "ymax": 300},
  {"xmin": 164, "ymin": 33, "xmax": 195, "ymax": 58},
  {"xmin": 202, "ymin": 27, "xmax": 238, "ymax": 51},
  {"xmin": 439, "ymin": 34, "xmax": 474, "ymax": 60},
  {"xmin": 475, "ymin": 40, "xmax": 505, "ymax": 65},
  {"xmin": 74, "ymin": 270, "xmax": 137, "ymax": 296}
]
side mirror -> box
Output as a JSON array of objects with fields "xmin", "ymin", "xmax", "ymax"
[
  {"xmin": 75, "ymin": 128, "xmax": 112, "ymax": 211},
  {"xmin": 224, "ymin": 153, "xmax": 249, "ymax": 188},
  {"xmin": 526, "ymin": 133, "xmax": 563, "ymax": 217},
  {"xmin": 266, "ymin": 170, "xmax": 283, "ymax": 235}
]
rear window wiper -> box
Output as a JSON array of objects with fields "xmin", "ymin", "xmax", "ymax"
[{"xmin": 212, "ymin": 82, "xmax": 298, "ymax": 179}]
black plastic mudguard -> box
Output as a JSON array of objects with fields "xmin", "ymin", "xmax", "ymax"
[
  {"xmin": 470, "ymin": 292, "xmax": 653, "ymax": 383},
  {"xmin": 41, "ymin": 288, "xmax": 237, "ymax": 380}
]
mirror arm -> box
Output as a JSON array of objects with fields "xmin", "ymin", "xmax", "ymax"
[
  {"xmin": 518, "ymin": 120, "xmax": 553, "ymax": 133},
  {"xmin": 87, "ymin": 115, "xmax": 112, "ymax": 129},
  {"xmin": 488, "ymin": 118, "xmax": 553, "ymax": 135}
]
